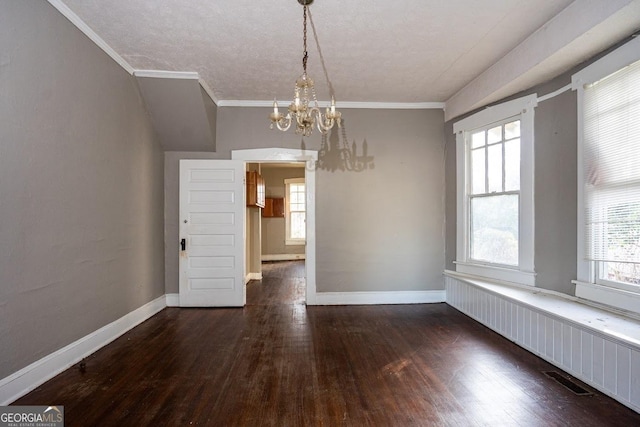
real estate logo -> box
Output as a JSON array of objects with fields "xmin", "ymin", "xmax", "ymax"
[{"xmin": 0, "ymin": 406, "xmax": 64, "ymax": 427}]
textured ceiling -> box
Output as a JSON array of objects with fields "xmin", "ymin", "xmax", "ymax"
[{"xmin": 58, "ymin": 0, "xmax": 639, "ymax": 107}]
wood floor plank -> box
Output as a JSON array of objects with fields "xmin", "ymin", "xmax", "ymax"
[{"xmin": 13, "ymin": 261, "xmax": 640, "ymax": 426}]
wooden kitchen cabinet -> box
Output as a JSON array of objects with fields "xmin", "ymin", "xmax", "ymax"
[
  {"xmin": 246, "ymin": 171, "xmax": 265, "ymax": 208},
  {"xmin": 263, "ymin": 197, "xmax": 285, "ymax": 217}
]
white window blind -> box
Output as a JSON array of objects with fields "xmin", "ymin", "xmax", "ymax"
[{"xmin": 583, "ymin": 58, "xmax": 640, "ymax": 263}]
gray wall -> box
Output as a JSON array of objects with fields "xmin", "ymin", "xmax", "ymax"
[
  {"xmin": 165, "ymin": 107, "xmax": 446, "ymax": 293},
  {"xmin": 261, "ymin": 166, "xmax": 306, "ymax": 256},
  {"xmin": 0, "ymin": 2, "xmax": 165, "ymax": 378},
  {"xmin": 444, "ymin": 72, "xmax": 579, "ymax": 295}
]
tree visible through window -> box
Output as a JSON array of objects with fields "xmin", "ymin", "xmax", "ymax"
[{"xmin": 285, "ymin": 178, "xmax": 305, "ymax": 244}]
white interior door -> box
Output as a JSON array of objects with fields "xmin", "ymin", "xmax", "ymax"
[{"xmin": 179, "ymin": 159, "xmax": 245, "ymax": 307}]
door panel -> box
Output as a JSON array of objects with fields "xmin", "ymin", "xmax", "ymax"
[{"xmin": 179, "ymin": 160, "xmax": 245, "ymax": 307}]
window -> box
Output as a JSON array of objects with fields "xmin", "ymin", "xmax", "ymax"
[
  {"xmin": 469, "ymin": 119, "xmax": 521, "ymax": 266},
  {"xmin": 573, "ymin": 36, "xmax": 640, "ymax": 314},
  {"xmin": 285, "ymin": 178, "xmax": 305, "ymax": 245},
  {"xmin": 454, "ymin": 94, "xmax": 537, "ymax": 286}
]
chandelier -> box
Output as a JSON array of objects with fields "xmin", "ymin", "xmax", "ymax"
[{"xmin": 269, "ymin": 0, "xmax": 341, "ymax": 137}]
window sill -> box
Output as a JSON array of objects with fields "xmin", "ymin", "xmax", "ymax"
[
  {"xmin": 285, "ymin": 240, "xmax": 305, "ymax": 246},
  {"xmin": 574, "ymin": 280, "xmax": 640, "ymax": 318},
  {"xmin": 454, "ymin": 261, "xmax": 536, "ymax": 287}
]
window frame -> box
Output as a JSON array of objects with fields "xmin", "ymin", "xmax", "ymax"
[
  {"xmin": 454, "ymin": 94, "xmax": 537, "ymax": 286},
  {"xmin": 285, "ymin": 178, "xmax": 306, "ymax": 246},
  {"xmin": 572, "ymin": 36, "xmax": 640, "ymax": 314}
]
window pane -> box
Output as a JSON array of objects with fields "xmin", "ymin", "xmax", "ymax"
[
  {"xmin": 601, "ymin": 262, "xmax": 640, "ymax": 286},
  {"xmin": 505, "ymin": 138, "xmax": 520, "ymax": 191},
  {"xmin": 488, "ymin": 126, "xmax": 502, "ymax": 144},
  {"xmin": 487, "ymin": 144, "xmax": 503, "ymax": 193},
  {"xmin": 290, "ymin": 212, "xmax": 306, "ymax": 239},
  {"xmin": 505, "ymin": 120, "xmax": 520, "ymax": 139},
  {"xmin": 471, "ymin": 195, "xmax": 519, "ymax": 265},
  {"xmin": 471, "ymin": 131, "xmax": 485, "ymax": 149},
  {"xmin": 471, "ymin": 148, "xmax": 485, "ymax": 194}
]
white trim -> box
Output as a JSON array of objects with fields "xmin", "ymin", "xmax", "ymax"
[
  {"xmin": 455, "ymin": 128, "xmax": 467, "ymax": 265},
  {"xmin": 454, "ymin": 262, "xmax": 536, "ymax": 287},
  {"xmin": 198, "ymin": 79, "xmax": 220, "ymax": 106},
  {"xmin": 165, "ymin": 293, "xmax": 180, "ymax": 307},
  {"xmin": 133, "ymin": 70, "xmax": 220, "ymax": 105},
  {"xmin": 218, "ymin": 100, "xmax": 445, "ymax": 110},
  {"xmin": 311, "ymin": 290, "xmax": 446, "ymax": 306},
  {"xmin": 537, "ymin": 83, "xmax": 572, "ymax": 103},
  {"xmin": 284, "ymin": 177, "xmax": 306, "ymax": 246},
  {"xmin": 261, "ymin": 254, "xmax": 306, "ymax": 261},
  {"xmin": 572, "ymin": 35, "xmax": 640, "ymax": 91},
  {"xmin": 446, "ymin": 269, "xmax": 563, "ymax": 301},
  {"xmin": 574, "ymin": 281, "xmax": 640, "ymax": 318},
  {"xmin": 575, "ymin": 77, "xmax": 592, "ymax": 283},
  {"xmin": 47, "ymin": 0, "xmax": 135, "ymax": 75},
  {"xmin": 0, "ymin": 295, "xmax": 166, "ymax": 405},
  {"xmin": 245, "ymin": 273, "xmax": 263, "ymax": 284},
  {"xmin": 573, "ymin": 36, "xmax": 640, "ymax": 290},
  {"xmin": 47, "ymin": 1, "xmax": 222, "ymax": 105},
  {"xmin": 453, "ymin": 94, "xmax": 537, "ymax": 287},
  {"xmin": 453, "ymin": 94, "xmax": 538, "ymax": 133},
  {"xmin": 231, "ymin": 148, "xmax": 317, "ymax": 305},
  {"xmin": 133, "ymin": 70, "xmax": 199, "ymax": 80},
  {"xmin": 232, "ymin": 148, "xmax": 316, "ymax": 164}
]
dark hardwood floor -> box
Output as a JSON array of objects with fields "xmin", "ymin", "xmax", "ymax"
[{"xmin": 14, "ymin": 261, "xmax": 640, "ymax": 426}]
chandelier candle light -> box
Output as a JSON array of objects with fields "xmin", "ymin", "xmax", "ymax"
[{"xmin": 269, "ymin": 0, "xmax": 341, "ymax": 137}]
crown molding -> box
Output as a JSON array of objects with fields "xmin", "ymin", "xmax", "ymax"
[
  {"xmin": 47, "ymin": 0, "xmax": 135, "ymax": 75},
  {"xmin": 197, "ymin": 79, "xmax": 220, "ymax": 106},
  {"xmin": 133, "ymin": 71, "xmax": 220, "ymax": 105},
  {"xmin": 133, "ymin": 70, "xmax": 199, "ymax": 79},
  {"xmin": 217, "ymin": 100, "xmax": 445, "ymax": 110},
  {"xmin": 48, "ymin": 0, "xmax": 442, "ymax": 111}
]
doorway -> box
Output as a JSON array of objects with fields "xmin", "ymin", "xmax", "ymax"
[
  {"xmin": 232, "ymin": 148, "xmax": 317, "ymax": 305},
  {"xmin": 247, "ymin": 162, "xmax": 306, "ymax": 304}
]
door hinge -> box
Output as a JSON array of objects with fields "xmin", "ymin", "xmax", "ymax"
[{"xmin": 180, "ymin": 238, "xmax": 186, "ymax": 251}]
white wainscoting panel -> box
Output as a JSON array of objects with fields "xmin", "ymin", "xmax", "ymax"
[{"xmin": 445, "ymin": 275, "xmax": 640, "ymax": 414}]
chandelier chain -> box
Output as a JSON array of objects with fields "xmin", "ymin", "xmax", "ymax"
[{"xmin": 302, "ymin": 6, "xmax": 308, "ymax": 74}]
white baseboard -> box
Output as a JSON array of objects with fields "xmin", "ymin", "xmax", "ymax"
[
  {"xmin": 310, "ymin": 290, "xmax": 446, "ymax": 306},
  {"xmin": 245, "ymin": 273, "xmax": 262, "ymax": 284},
  {"xmin": 0, "ymin": 295, "xmax": 167, "ymax": 405},
  {"xmin": 262, "ymin": 254, "xmax": 306, "ymax": 261},
  {"xmin": 165, "ymin": 293, "xmax": 180, "ymax": 307}
]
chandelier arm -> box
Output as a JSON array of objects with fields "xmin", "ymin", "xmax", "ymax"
[
  {"xmin": 275, "ymin": 115, "xmax": 292, "ymax": 132},
  {"xmin": 307, "ymin": 107, "xmax": 329, "ymax": 133}
]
